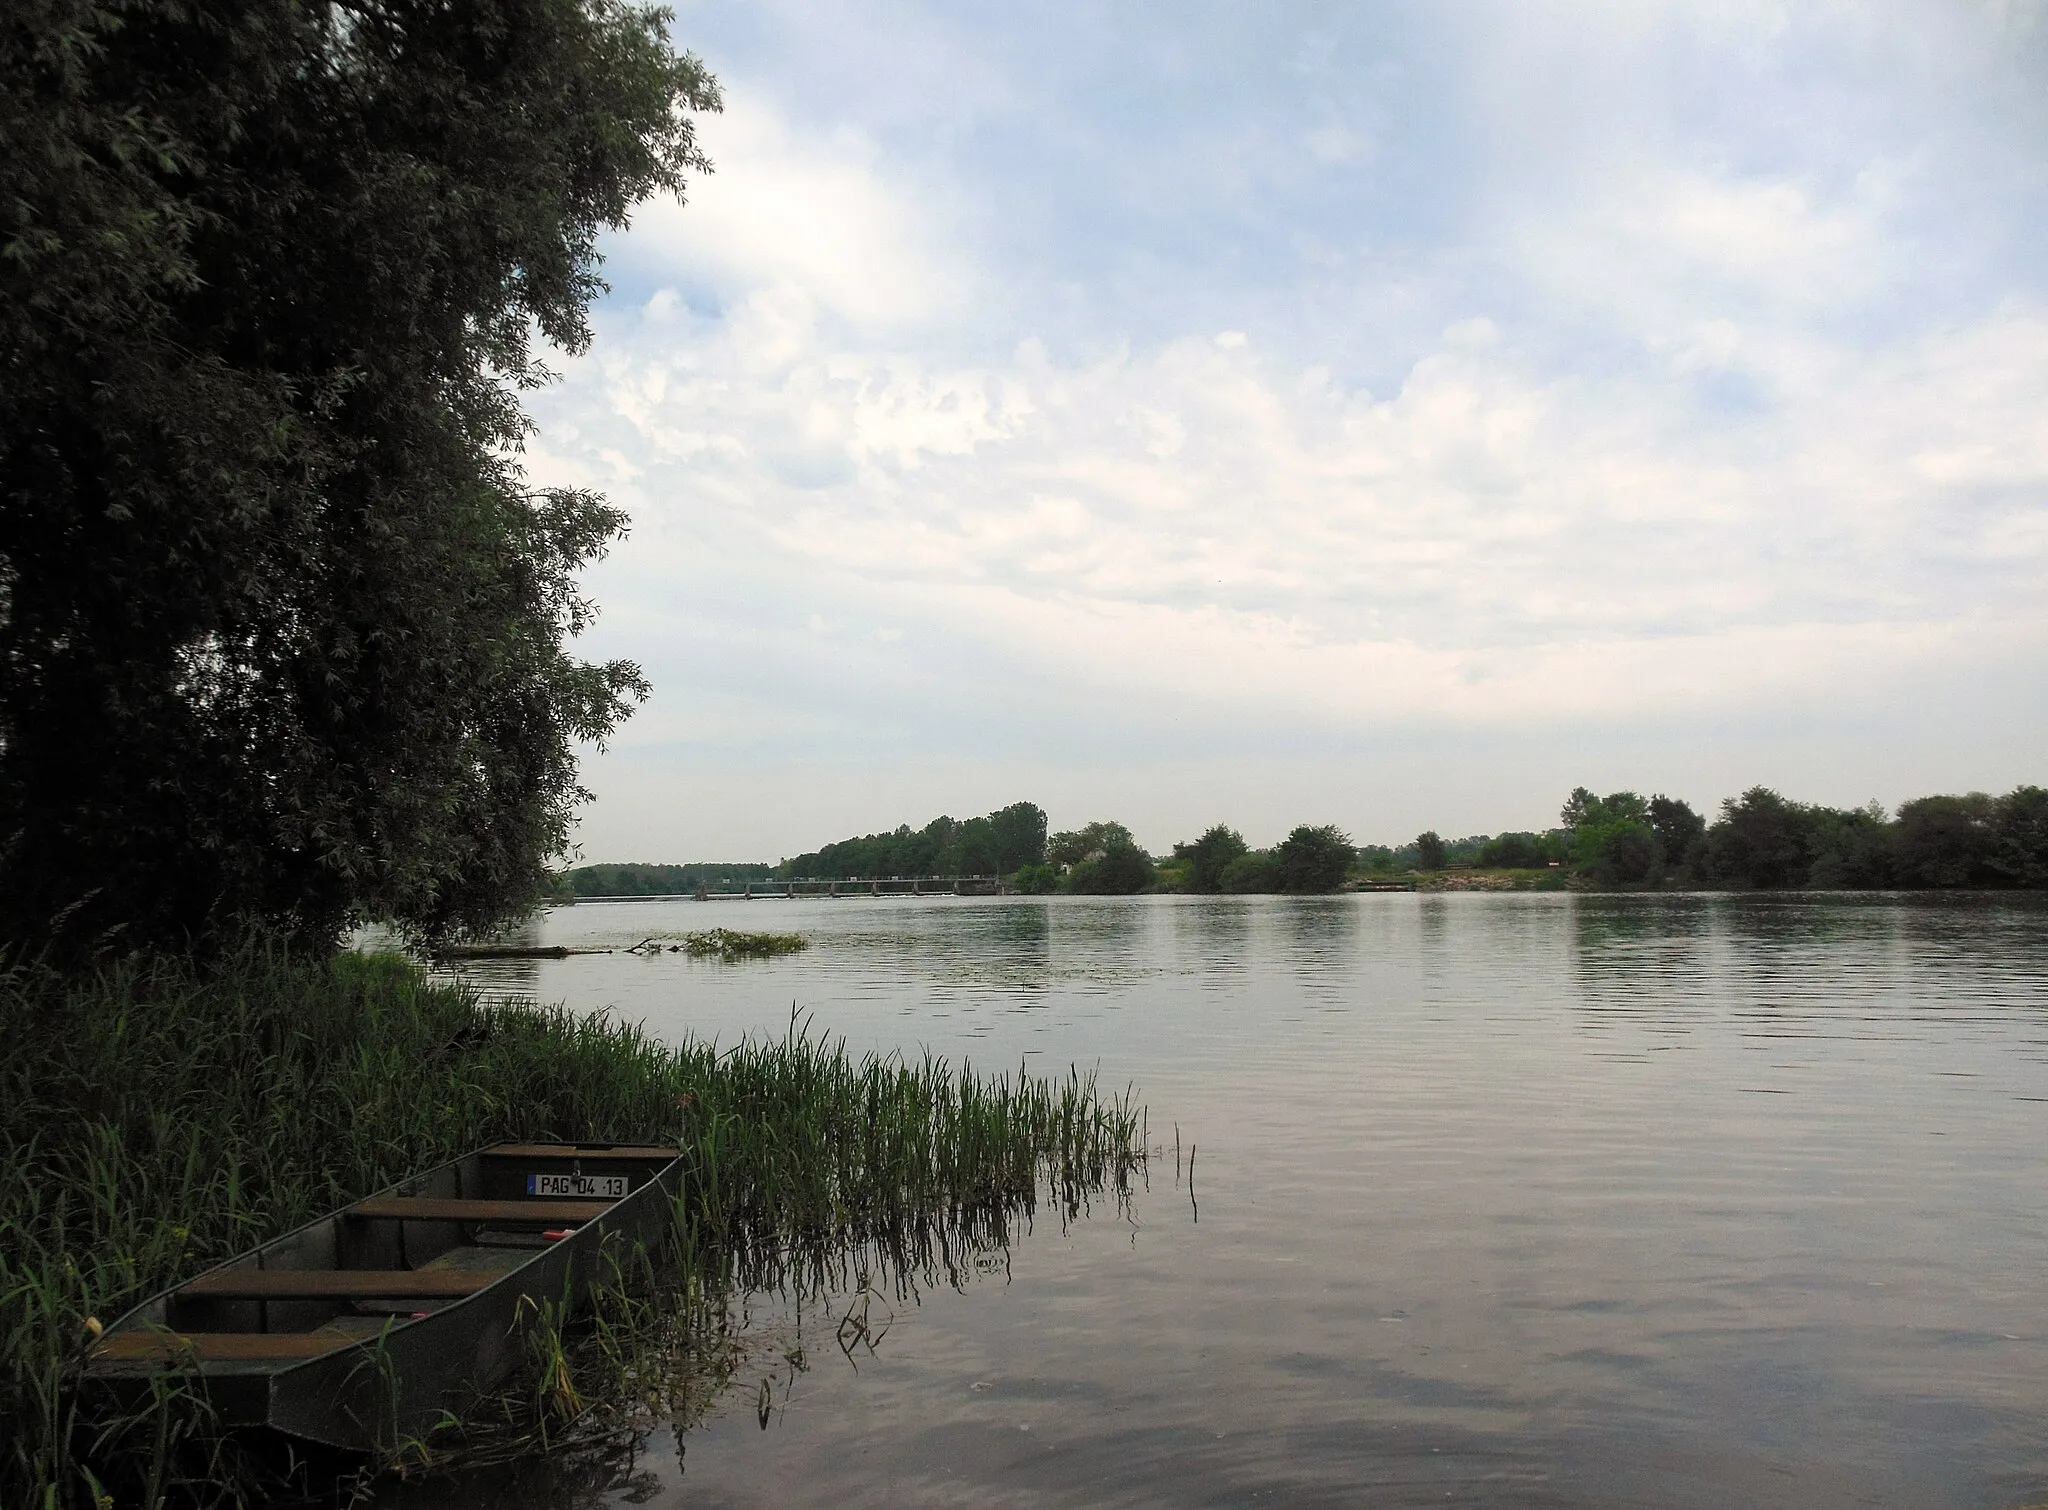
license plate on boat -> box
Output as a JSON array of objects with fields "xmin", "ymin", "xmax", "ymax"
[{"xmin": 525, "ymin": 1173, "xmax": 627, "ymax": 1198}]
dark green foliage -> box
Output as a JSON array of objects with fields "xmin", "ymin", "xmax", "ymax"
[
  {"xmin": 1805, "ymin": 803, "xmax": 1897, "ymax": 889},
  {"xmin": 1475, "ymin": 831, "xmax": 1565, "ymax": 868},
  {"xmin": 1047, "ymin": 820, "xmax": 1133, "ymax": 868},
  {"xmin": 1173, "ymin": 825, "xmax": 1249, "ymax": 893},
  {"xmin": 1009, "ymin": 863, "xmax": 1063, "ymax": 895},
  {"xmin": 0, "ymin": 943, "xmax": 1143, "ymax": 1504},
  {"xmin": 1990, "ymin": 786, "xmax": 2048, "ymax": 886},
  {"xmin": 1275, "ymin": 824, "xmax": 1353, "ymax": 893},
  {"xmin": 1388, "ymin": 783, "xmax": 2048, "ymax": 891},
  {"xmin": 782, "ymin": 801, "xmax": 1046, "ymax": 880},
  {"xmin": 1564, "ymin": 791, "xmax": 1657, "ymax": 883},
  {"xmin": 1219, "ymin": 851, "xmax": 1282, "ymax": 893},
  {"xmin": 1058, "ymin": 822, "xmax": 1156, "ymax": 894},
  {"xmin": 1893, "ymin": 794, "xmax": 1996, "ymax": 887},
  {"xmin": 1, "ymin": 0, "xmax": 719, "ymax": 955},
  {"xmin": 987, "ymin": 802, "xmax": 1053, "ymax": 875},
  {"xmin": 1647, "ymin": 796, "xmax": 1705, "ymax": 872},
  {"xmin": 1703, "ymin": 788, "xmax": 1814, "ymax": 888},
  {"xmin": 566, "ymin": 863, "xmax": 774, "ymax": 897}
]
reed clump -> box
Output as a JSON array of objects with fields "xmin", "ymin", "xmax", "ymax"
[{"xmin": 0, "ymin": 942, "xmax": 1143, "ymax": 1507}]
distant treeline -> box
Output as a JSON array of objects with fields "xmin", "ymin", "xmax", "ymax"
[
  {"xmin": 561, "ymin": 862, "xmax": 776, "ymax": 897},
  {"xmin": 1517, "ymin": 784, "xmax": 2048, "ymax": 890},
  {"xmin": 777, "ymin": 801, "xmax": 1050, "ymax": 880},
  {"xmin": 558, "ymin": 782, "xmax": 2048, "ymax": 900}
]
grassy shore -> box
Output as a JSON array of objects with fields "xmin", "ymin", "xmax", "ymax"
[{"xmin": 0, "ymin": 944, "xmax": 1143, "ymax": 1506}]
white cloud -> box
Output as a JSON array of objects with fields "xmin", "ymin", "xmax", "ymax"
[
  {"xmin": 614, "ymin": 88, "xmax": 964, "ymax": 333},
  {"xmin": 542, "ymin": 286, "xmax": 2048, "ymax": 722}
]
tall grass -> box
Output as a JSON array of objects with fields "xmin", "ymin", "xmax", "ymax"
[{"xmin": 0, "ymin": 943, "xmax": 1144, "ymax": 1507}]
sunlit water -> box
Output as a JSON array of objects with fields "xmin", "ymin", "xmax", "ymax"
[{"xmin": 398, "ymin": 893, "xmax": 2048, "ymax": 1509}]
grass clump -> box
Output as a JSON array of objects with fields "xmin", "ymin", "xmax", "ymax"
[{"xmin": 0, "ymin": 942, "xmax": 1143, "ymax": 1507}]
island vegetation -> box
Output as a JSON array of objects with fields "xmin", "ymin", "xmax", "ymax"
[{"xmin": 675, "ymin": 928, "xmax": 808, "ymax": 960}]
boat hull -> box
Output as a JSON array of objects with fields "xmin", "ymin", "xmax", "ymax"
[{"xmin": 82, "ymin": 1144, "xmax": 683, "ymax": 1452}]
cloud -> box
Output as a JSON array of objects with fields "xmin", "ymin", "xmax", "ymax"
[
  {"xmin": 607, "ymin": 85, "xmax": 966, "ymax": 333},
  {"xmin": 542, "ymin": 283, "xmax": 2048, "ymax": 716}
]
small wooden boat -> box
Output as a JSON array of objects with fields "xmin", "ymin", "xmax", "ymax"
[{"xmin": 81, "ymin": 1142, "xmax": 683, "ymax": 1451}]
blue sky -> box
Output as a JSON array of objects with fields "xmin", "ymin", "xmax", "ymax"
[{"xmin": 534, "ymin": 0, "xmax": 2048, "ymax": 861}]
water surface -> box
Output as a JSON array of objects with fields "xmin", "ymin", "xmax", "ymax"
[{"xmin": 416, "ymin": 892, "xmax": 2048, "ymax": 1508}]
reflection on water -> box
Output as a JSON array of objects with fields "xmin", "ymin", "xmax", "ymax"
[{"xmin": 396, "ymin": 893, "xmax": 2048, "ymax": 1509}]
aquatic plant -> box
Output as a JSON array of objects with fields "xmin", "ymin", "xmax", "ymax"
[
  {"xmin": 0, "ymin": 942, "xmax": 1144, "ymax": 1506},
  {"xmin": 675, "ymin": 929, "xmax": 807, "ymax": 961}
]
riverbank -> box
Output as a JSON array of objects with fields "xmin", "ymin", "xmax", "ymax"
[{"xmin": 0, "ymin": 944, "xmax": 1144, "ymax": 1506}]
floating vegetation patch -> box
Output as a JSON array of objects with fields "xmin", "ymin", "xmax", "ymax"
[{"xmin": 632, "ymin": 929, "xmax": 808, "ymax": 961}]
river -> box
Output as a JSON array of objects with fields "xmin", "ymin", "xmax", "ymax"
[{"xmin": 405, "ymin": 891, "xmax": 2048, "ymax": 1509}]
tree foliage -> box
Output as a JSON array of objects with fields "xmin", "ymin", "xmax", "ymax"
[
  {"xmin": 1561, "ymin": 789, "xmax": 1658, "ymax": 883},
  {"xmin": 1172, "ymin": 825, "xmax": 1248, "ymax": 893},
  {"xmin": 1474, "ymin": 831, "xmax": 1566, "ymax": 868},
  {"xmin": 1582, "ymin": 783, "xmax": 2048, "ymax": 890},
  {"xmin": 563, "ymin": 862, "xmax": 774, "ymax": 897},
  {"xmin": 1275, "ymin": 824, "xmax": 1353, "ymax": 892},
  {"xmin": 781, "ymin": 802, "xmax": 1047, "ymax": 880},
  {"xmin": 1050, "ymin": 820, "xmax": 1154, "ymax": 894},
  {"xmin": 1218, "ymin": 850, "xmax": 1282, "ymax": 893},
  {"xmin": 1, "ymin": 0, "xmax": 720, "ymax": 954}
]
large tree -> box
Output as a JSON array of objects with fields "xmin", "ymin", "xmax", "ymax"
[
  {"xmin": 1275, "ymin": 824, "xmax": 1352, "ymax": 893},
  {"xmin": 0, "ymin": 0, "xmax": 717, "ymax": 953}
]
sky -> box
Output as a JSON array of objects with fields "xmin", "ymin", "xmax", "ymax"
[{"xmin": 531, "ymin": 0, "xmax": 2048, "ymax": 862}]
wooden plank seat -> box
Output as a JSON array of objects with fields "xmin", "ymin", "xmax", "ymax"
[
  {"xmin": 178, "ymin": 1268, "xmax": 499, "ymax": 1300},
  {"xmin": 347, "ymin": 1196, "xmax": 611, "ymax": 1223},
  {"xmin": 92, "ymin": 1332, "xmax": 365, "ymax": 1363}
]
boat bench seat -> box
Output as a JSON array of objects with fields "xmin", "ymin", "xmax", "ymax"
[
  {"xmin": 178, "ymin": 1268, "xmax": 499, "ymax": 1300},
  {"xmin": 91, "ymin": 1332, "xmax": 362, "ymax": 1362},
  {"xmin": 347, "ymin": 1197, "xmax": 612, "ymax": 1223}
]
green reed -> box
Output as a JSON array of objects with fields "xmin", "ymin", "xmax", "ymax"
[{"xmin": 0, "ymin": 943, "xmax": 1144, "ymax": 1507}]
